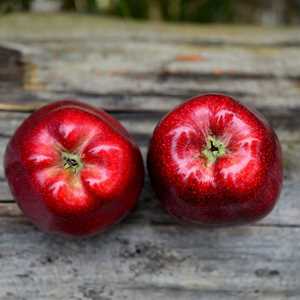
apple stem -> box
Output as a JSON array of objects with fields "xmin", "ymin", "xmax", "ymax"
[
  {"xmin": 62, "ymin": 151, "xmax": 83, "ymax": 174},
  {"xmin": 202, "ymin": 135, "xmax": 226, "ymax": 165}
]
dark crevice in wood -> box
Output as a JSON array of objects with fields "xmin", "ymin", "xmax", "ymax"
[
  {"xmin": 17, "ymin": 36, "xmax": 300, "ymax": 49},
  {"xmin": 0, "ymin": 200, "xmax": 15, "ymax": 204},
  {"xmin": 54, "ymin": 89, "xmax": 187, "ymax": 99},
  {"xmin": 0, "ymin": 204, "xmax": 299, "ymax": 229},
  {"xmin": 124, "ymin": 284, "xmax": 242, "ymax": 294},
  {"xmin": 179, "ymin": 40, "xmax": 300, "ymax": 48},
  {"xmin": 259, "ymin": 107, "xmax": 300, "ymax": 130},
  {"xmin": 53, "ymin": 88, "xmax": 254, "ymax": 100},
  {"xmin": 149, "ymin": 220, "xmax": 300, "ymax": 229},
  {"xmin": 0, "ymin": 132, "xmax": 12, "ymax": 139},
  {"xmin": 250, "ymin": 223, "xmax": 300, "ymax": 229},
  {"xmin": 0, "ymin": 46, "xmax": 24, "ymax": 86},
  {"xmin": 157, "ymin": 71, "xmax": 300, "ymax": 81},
  {"xmin": 123, "ymin": 284, "xmax": 300, "ymax": 294}
]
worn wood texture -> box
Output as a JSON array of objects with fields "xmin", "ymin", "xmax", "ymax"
[{"xmin": 0, "ymin": 14, "xmax": 300, "ymax": 300}]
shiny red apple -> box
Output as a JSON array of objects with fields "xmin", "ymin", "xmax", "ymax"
[
  {"xmin": 148, "ymin": 94, "xmax": 283, "ymax": 225},
  {"xmin": 5, "ymin": 100, "xmax": 144, "ymax": 236}
]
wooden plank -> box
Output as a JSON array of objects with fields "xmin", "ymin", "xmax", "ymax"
[
  {"xmin": 0, "ymin": 14, "xmax": 300, "ymax": 47},
  {"xmin": 0, "ymin": 103, "xmax": 300, "ymax": 132},
  {"xmin": 21, "ymin": 41, "xmax": 300, "ymax": 78},
  {"xmin": 1, "ymin": 22, "xmax": 300, "ymax": 97},
  {"xmin": 0, "ymin": 125, "xmax": 299, "ymax": 298},
  {"xmin": 1, "ymin": 16, "xmax": 300, "ymax": 115},
  {"xmin": 1, "ymin": 41, "xmax": 300, "ymax": 113},
  {"xmin": 1, "ymin": 78, "xmax": 300, "ymax": 111},
  {"xmin": 7, "ymin": 41, "xmax": 300, "ymax": 93},
  {"xmin": 0, "ymin": 214, "xmax": 299, "ymax": 300}
]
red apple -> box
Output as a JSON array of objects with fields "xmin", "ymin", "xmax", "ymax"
[
  {"xmin": 5, "ymin": 100, "xmax": 144, "ymax": 236},
  {"xmin": 148, "ymin": 94, "xmax": 283, "ymax": 225}
]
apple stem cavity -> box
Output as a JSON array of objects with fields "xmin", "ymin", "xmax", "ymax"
[
  {"xmin": 202, "ymin": 135, "xmax": 226, "ymax": 165},
  {"xmin": 62, "ymin": 151, "xmax": 83, "ymax": 174}
]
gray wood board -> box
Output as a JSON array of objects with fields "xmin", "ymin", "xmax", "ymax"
[{"xmin": 0, "ymin": 14, "xmax": 299, "ymax": 300}]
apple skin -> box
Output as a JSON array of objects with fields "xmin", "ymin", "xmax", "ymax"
[
  {"xmin": 5, "ymin": 100, "xmax": 144, "ymax": 236},
  {"xmin": 147, "ymin": 94, "xmax": 283, "ymax": 225}
]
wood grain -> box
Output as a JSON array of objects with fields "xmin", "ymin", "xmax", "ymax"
[{"xmin": 0, "ymin": 13, "xmax": 299, "ymax": 300}]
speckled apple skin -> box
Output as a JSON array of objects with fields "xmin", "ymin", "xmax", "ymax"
[
  {"xmin": 147, "ymin": 94, "xmax": 283, "ymax": 225},
  {"xmin": 5, "ymin": 100, "xmax": 144, "ymax": 236}
]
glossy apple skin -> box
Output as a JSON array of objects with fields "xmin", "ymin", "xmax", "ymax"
[
  {"xmin": 5, "ymin": 100, "xmax": 144, "ymax": 236},
  {"xmin": 147, "ymin": 94, "xmax": 283, "ymax": 225}
]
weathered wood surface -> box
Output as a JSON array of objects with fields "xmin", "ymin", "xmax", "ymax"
[{"xmin": 0, "ymin": 14, "xmax": 300, "ymax": 300}]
